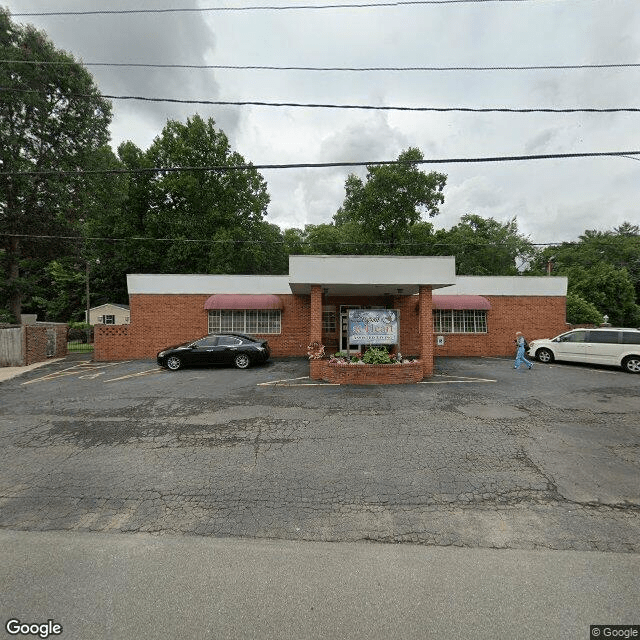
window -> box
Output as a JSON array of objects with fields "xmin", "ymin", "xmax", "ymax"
[
  {"xmin": 194, "ymin": 336, "xmax": 219, "ymax": 347},
  {"xmin": 208, "ymin": 309, "xmax": 281, "ymax": 334},
  {"xmin": 103, "ymin": 315, "xmax": 115, "ymax": 325},
  {"xmin": 587, "ymin": 331, "xmax": 619, "ymax": 344},
  {"xmin": 217, "ymin": 336, "xmax": 242, "ymax": 346},
  {"xmin": 433, "ymin": 309, "xmax": 487, "ymax": 333},
  {"xmin": 559, "ymin": 331, "xmax": 587, "ymax": 343},
  {"xmin": 621, "ymin": 331, "xmax": 640, "ymax": 345},
  {"xmin": 322, "ymin": 306, "xmax": 337, "ymax": 333}
]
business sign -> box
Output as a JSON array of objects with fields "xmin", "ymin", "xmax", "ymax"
[{"xmin": 348, "ymin": 309, "xmax": 399, "ymax": 345}]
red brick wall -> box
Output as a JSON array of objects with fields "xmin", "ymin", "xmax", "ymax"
[
  {"xmin": 24, "ymin": 324, "xmax": 67, "ymax": 365},
  {"xmin": 95, "ymin": 293, "xmax": 313, "ymax": 361},
  {"xmin": 319, "ymin": 360, "xmax": 424, "ymax": 385},
  {"xmin": 434, "ymin": 295, "xmax": 567, "ymax": 357},
  {"xmin": 94, "ymin": 292, "xmax": 567, "ymax": 362}
]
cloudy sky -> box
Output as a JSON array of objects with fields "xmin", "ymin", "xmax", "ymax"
[{"xmin": 5, "ymin": 0, "xmax": 639, "ymax": 245}]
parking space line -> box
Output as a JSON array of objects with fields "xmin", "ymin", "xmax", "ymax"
[
  {"xmin": 258, "ymin": 376, "xmax": 339, "ymax": 387},
  {"xmin": 21, "ymin": 361, "xmax": 129, "ymax": 385},
  {"xmin": 420, "ymin": 375, "xmax": 497, "ymax": 384},
  {"xmin": 105, "ymin": 369, "xmax": 164, "ymax": 383}
]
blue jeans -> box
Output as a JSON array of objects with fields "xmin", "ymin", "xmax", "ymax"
[{"xmin": 514, "ymin": 346, "xmax": 532, "ymax": 369}]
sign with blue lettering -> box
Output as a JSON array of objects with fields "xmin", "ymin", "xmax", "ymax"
[{"xmin": 348, "ymin": 309, "xmax": 399, "ymax": 345}]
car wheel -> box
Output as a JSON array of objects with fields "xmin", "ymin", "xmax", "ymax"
[
  {"xmin": 166, "ymin": 356, "xmax": 183, "ymax": 371},
  {"xmin": 622, "ymin": 355, "xmax": 640, "ymax": 373},
  {"xmin": 536, "ymin": 348, "xmax": 554, "ymax": 363},
  {"xmin": 234, "ymin": 353, "xmax": 251, "ymax": 369}
]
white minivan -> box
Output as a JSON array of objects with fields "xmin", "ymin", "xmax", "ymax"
[{"xmin": 528, "ymin": 328, "xmax": 640, "ymax": 373}]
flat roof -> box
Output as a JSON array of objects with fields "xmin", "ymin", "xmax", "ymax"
[
  {"xmin": 288, "ymin": 255, "xmax": 457, "ymax": 295},
  {"xmin": 127, "ymin": 274, "xmax": 292, "ymax": 295},
  {"xmin": 126, "ymin": 258, "xmax": 567, "ymax": 298},
  {"xmin": 437, "ymin": 275, "xmax": 568, "ymax": 297}
]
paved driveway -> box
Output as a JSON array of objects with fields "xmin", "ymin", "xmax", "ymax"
[{"xmin": 0, "ymin": 356, "xmax": 638, "ymax": 552}]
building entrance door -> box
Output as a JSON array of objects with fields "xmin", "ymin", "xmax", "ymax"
[{"xmin": 340, "ymin": 305, "xmax": 373, "ymax": 353}]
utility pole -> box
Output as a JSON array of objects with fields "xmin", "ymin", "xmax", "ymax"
[
  {"xmin": 86, "ymin": 260, "xmax": 91, "ymax": 343},
  {"xmin": 546, "ymin": 255, "xmax": 556, "ymax": 276}
]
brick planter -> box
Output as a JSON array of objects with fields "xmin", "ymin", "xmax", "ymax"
[{"xmin": 316, "ymin": 360, "xmax": 424, "ymax": 385}]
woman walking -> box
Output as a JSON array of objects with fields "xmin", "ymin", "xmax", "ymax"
[{"xmin": 514, "ymin": 331, "xmax": 533, "ymax": 370}]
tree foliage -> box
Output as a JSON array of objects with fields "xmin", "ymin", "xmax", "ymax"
[
  {"xmin": 529, "ymin": 222, "xmax": 640, "ymax": 326},
  {"xmin": 565, "ymin": 292, "xmax": 603, "ymax": 325},
  {"xmin": 562, "ymin": 263, "xmax": 639, "ymax": 327},
  {"xmin": 434, "ymin": 214, "xmax": 534, "ymax": 275},
  {"xmin": 84, "ymin": 115, "xmax": 280, "ymax": 305},
  {"xmin": 333, "ymin": 148, "xmax": 446, "ymax": 252},
  {"xmin": 0, "ymin": 8, "xmax": 113, "ymax": 321}
]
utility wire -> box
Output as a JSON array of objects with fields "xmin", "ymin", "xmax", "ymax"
[
  {"xmin": 3, "ymin": 60, "xmax": 639, "ymax": 72},
  {"xmin": 2, "ymin": 88, "xmax": 638, "ymax": 113},
  {"xmin": 0, "ymin": 232, "xmax": 570, "ymax": 248},
  {"xmin": 9, "ymin": 1, "xmax": 558, "ymax": 17},
  {"xmin": 2, "ymin": 151, "xmax": 639, "ymax": 178}
]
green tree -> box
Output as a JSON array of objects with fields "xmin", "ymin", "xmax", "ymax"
[
  {"xmin": 565, "ymin": 292, "xmax": 603, "ymax": 325},
  {"xmin": 135, "ymin": 115, "xmax": 271, "ymax": 274},
  {"xmin": 402, "ymin": 221, "xmax": 436, "ymax": 255},
  {"xmin": 0, "ymin": 9, "xmax": 112, "ymax": 321},
  {"xmin": 282, "ymin": 228, "xmax": 306, "ymax": 256},
  {"xmin": 31, "ymin": 259, "xmax": 86, "ymax": 322},
  {"xmin": 435, "ymin": 214, "xmax": 535, "ymax": 275},
  {"xmin": 304, "ymin": 223, "xmax": 351, "ymax": 255},
  {"xmin": 530, "ymin": 222, "xmax": 640, "ymax": 324},
  {"xmin": 564, "ymin": 263, "xmax": 640, "ymax": 326},
  {"xmin": 333, "ymin": 148, "xmax": 447, "ymax": 252},
  {"xmin": 532, "ymin": 223, "xmax": 640, "ymax": 301}
]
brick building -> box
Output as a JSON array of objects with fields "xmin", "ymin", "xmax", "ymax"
[{"xmin": 94, "ymin": 255, "xmax": 568, "ymax": 380}]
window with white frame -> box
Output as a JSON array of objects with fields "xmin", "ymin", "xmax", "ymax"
[
  {"xmin": 322, "ymin": 306, "xmax": 337, "ymax": 333},
  {"xmin": 208, "ymin": 309, "xmax": 281, "ymax": 334},
  {"xmin": 433, "ymin": 309, "xmax": 487, "ymax": 333}
]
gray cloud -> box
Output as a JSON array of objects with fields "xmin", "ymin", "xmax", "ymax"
[{"xmin": 4, "ymin": 0, "xmax": 639, "ymax": 243}]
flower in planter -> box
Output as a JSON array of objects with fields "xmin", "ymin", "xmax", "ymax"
[{"xmin": 307, "ymin": 341, "xmax": 325, "ymax": 360}]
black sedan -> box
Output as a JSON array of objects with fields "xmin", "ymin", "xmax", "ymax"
[{"xmin": 157, "ymin": 333, "xmax": 270, "ymax": 371}]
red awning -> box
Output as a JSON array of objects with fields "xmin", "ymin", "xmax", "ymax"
[
  {"xmin": 432, "ymin": 295, "xmax": 491, "ymax": 310},
  {"xmin": 204, "ymin": 294, "xmax": 283, "ymax": 310}
]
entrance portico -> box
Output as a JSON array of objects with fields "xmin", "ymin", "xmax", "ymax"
[{"xmin": 288, "ymin": 255, "xmax": 457, "ymax": 380}]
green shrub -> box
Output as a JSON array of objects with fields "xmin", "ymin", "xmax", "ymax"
[
  {"xmin": 67, "ymin": 322, "xmax": 93, "ymax": 343},
  {"xmin": 566, "ymin": 293, "xmax": 603, "ymax": 325},
  {"xmin": 362, "ymin": 347, "xmax": 393, "ymax": 365}
]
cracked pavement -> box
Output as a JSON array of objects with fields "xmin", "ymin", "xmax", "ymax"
[{"xmin": 0, "ymin": 356, "xmax": 638, "ymax": 552}]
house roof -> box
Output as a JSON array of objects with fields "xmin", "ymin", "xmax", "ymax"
[{"xmin": 90, "ymin": 303, "xmax": 130, "ymax": 311}]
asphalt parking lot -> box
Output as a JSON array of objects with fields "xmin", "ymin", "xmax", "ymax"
[{"xmin": 0, "ymin": 355, "xmax": 639, "ymax": 552}]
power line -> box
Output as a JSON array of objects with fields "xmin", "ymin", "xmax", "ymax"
[
  {"xmin": 4, "ymin": 59, "xmax": 640, "ymax": 72},
  {"xmin": 2, "ymin": 150, "xmax": 639, "ymax": 177},
  {"xmin": 8, "ymin": 1, "xmax": 557, "ymax": 17},
  {"xmin": 0, "ymin": 232, "xmax": 568, "ymax": 248},
  {"xmin": 2, "ymin": 87, "xmax": 639, "ymax": 113}
]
